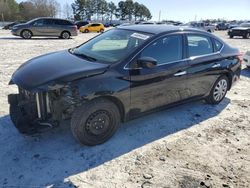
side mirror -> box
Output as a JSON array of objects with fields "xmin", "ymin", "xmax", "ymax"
[{"xmin": 137, "ymin": 57, "xmax": 157, "ymax": 69}]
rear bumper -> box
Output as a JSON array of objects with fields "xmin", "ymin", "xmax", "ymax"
[
  {"xmin": 71, "ymin": 30, "xmax": 78, "ymax": 36},
  {"xmin": 231, "ymin": 68, "xmax": 241, "ymax": 87},
  {"xmin": 243, "ymin": 53, "xmax": 250, "ymax": 66}
]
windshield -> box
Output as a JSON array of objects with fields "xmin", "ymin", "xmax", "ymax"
[
  {"xmin": 71, "ymin": 29, "xmax": 153, "ymax": 64},
  {"xmin": 240, "ymin": 23, "xmax": 250, "ymax": 27}
]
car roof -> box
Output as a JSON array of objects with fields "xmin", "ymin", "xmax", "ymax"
[{"xmin": 117, "ymin": 24, "xmax": 208, "ymax": 35}]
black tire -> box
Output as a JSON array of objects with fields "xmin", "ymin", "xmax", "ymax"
[
  {"xmin": 207, "ymin": 30, "xmax": 211, "ymax": 33},
  {"xmin": 71, "ymin": 98, "xmax": 121, "ymax": 146},
  {"xmin": 243, "ymin": 33, "xmax": 250, "ymax": 39},
  {"xmin": 21, "ymin": 29, "xmax": 32, "ymax": 39},
  {"xmin": 84, "ymin": 29, "xmax": 89, "ymax": 33},
  {"xmin": 229, "ymin": 35, "xmax": 234, "ymax": 39},
  {"xmin": 61, "ymin": 31, "xmax": 70, "ymax": 39},
  {"xmin": 100, "ymin": 29, "xmax": 104, "ymax": 33},
  {"xmin": 9, "ymin": 104, "xmax": 35, "ymax": 134},
  {"xmin": 205, "ymin": 76, "xmax": 229, "ymax": 105}
]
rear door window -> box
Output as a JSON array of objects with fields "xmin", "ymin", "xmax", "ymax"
[
  {"xmin": 187, "ymin": 35, "xmax": 213, "ymax": 57},
  {"xmin": 54, "ymin": 19, "xmax": 72, "ymax": 25},
  {"xmin": 214, "ymin": 39, "xmax": 223, "ymax": 51}
]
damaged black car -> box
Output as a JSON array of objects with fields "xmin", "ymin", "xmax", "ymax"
[{"xmin": 8, "ymin": 25, "xmax": 241, "ymax": 146}]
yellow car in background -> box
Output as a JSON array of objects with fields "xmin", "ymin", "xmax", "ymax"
[{"xmin": 80, "ymin": 23, "xmax": 105, "ymax": 33}]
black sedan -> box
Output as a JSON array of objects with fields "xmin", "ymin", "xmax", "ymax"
[
  {"xmin": 228, "ymin": 23, "xmax": 250, "ymax": 39},
  {"xmin": 8, "ymin": 25, "xmax": 241, "ymax": 146}
]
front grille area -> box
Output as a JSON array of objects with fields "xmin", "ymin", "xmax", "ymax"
[{"xmin": 18, "ymin": 87, "xmax": 36, "ymax": 101}]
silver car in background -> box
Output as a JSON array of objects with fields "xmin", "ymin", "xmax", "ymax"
[{"xmin": 11, "ymin": 17, "xmax": 78, "ymax": 39}]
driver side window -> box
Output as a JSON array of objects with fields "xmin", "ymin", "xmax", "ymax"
[
  {"xmin": 140, "ymin": 35, "xmax": 183, "ymax": 65},
  {"xmin": 33, "ymin": 19, "xmax": 44, "ymax": 26}
]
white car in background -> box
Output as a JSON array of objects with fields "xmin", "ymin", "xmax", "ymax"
[{"xmin": 243, "ymin": 51, "xmax": 250, "ymax": 68}]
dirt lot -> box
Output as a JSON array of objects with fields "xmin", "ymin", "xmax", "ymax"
[{"xmin": 0, "ymin": 30, "xmax": 249, "ymax": 188}]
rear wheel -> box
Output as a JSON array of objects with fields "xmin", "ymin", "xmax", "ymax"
[
  {"xmin": 84, "ymin": 29, "xmax": 89, "ymax": 33},
  {"xmin": 21, "ymin": 30, "xmax": 32, "ymax": 39},
  {"xmin": 229, "ymin": 35, "xmax": 234, "ymax": 39},
  {"xmin": 243, "ymin": 33, "xmax": 250, "ymax": 39},
  {"xmin": 205, "ymin": 76, "xmax": 229, "ymax": 105},
  {"xmin": 71, "ymin": 98, "xmax": 121, "ymax": 146},
  {"xmin": 100, "ymin": 29, "xmax": 104, "ymax": 33},
  {"xmin": 61, "ymin": 31, "xmax": 70, "ymax": 39}
]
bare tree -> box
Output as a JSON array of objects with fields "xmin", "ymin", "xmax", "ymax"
[{"xmin": 63, "ymin": 3, "xmax": 73, "ymax": 19}]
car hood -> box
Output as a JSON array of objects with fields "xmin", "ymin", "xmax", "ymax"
[
  {"xmin": 232, "ymin": 27, "xmax": 249, "ymax": 30},
  {"xmin": 10, "ymin": 50, "xmax": 109, "ymax": 91},
  {"xmin": 12, "ymin": 23, "xmax": 27, "ymax": 28}
]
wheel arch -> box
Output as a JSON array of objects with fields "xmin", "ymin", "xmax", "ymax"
[
  {"xmin": 223, "ymin": 71, "xmax": 233, "ymax": 90},
  {"xmin": 61, "ymin": 30, "xmax": 71, "ymax": 36},
  {"xmin": 90, "ymin": 96, "xmax": 126, "ymax": 122},
  {"xmin": 21, "ymin": 29, "xmax": 33, "ymax": 36}
]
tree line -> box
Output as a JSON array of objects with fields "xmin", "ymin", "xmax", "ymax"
[
  {"xmin": 0, "ymin": 0, "xmax": 152, "ymax": 22},
  {"xmin": 0, "ymin": 0, "xmax": 59, "ymax": 21},
  {"xmin": 72, "ymin": 0, "xmax": 152, "ymax": 21}
]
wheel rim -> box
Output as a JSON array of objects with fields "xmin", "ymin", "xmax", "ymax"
[
  {"xmin": 23, "ymin": 31, "xmax": 31, "ymax": 38},
  {"xmin": 213, "ymin": 79, "xmax": 227, "ymax": 101},
  {"xmin": 62, "ymin": 32, "xmax": 69, "ymax": 39},
  {"xmin": 85, "ymin": 110, "xmax": 111, "ymax": 136}
]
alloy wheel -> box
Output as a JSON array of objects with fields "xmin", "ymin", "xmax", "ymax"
[
  {"xmin": 213, "ymin": 79, "xmax": 228, "ymax": 101},
  {"xmin": 22, "ymin": 30, "xmax": 32, "ymax": 39}
]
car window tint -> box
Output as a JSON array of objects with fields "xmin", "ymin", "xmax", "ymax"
[
  {"xmin": 187, "ymin": 35, "xmax": 213, "ymax": 57},
  {"xmin": 33, "ymin": 19, "xmax": 44, "ymax": 26},
  {"xmin": 44, "ymin": 19, "xmax": 54, "ymax": 25},
  {"xmin": 214, "ymin": 39, "xmax": 223, "ymax": 51},
  {"xmin": 54, "ymin": 19, "xmax": 71, "ymax": 25},
  {"xmin": 140, "ymin": 35, "xmax": 183, "ymax": 65}
]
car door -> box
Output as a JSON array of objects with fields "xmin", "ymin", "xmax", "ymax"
[
  {"xmin": 92, "ymin": 24, "xmax": 99, "ymax": 32},
  {"xmin": 185, "ymin": 34, "xmax": 223, "ymax": 98},
  {"xmin": 31, "ymin": 19, "xmax": 45, "ymax": 35},
  {"xmin": 129, "ymin": 34, "xmax": 189, "ymax": 116},
  {"xmin": 44, "ymin": 19, "xmax": 59, "ymax": 36}
]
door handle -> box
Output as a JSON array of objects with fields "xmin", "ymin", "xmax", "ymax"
[
  {"xmin": 174, "ymin": 71, "xmax": 187, "ymax": 77},
  {"xmin": 212, "ymin": 64, "xmax": 221, "ymax": 68}
]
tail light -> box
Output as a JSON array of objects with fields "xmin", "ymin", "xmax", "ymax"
[{"xmin": 237, "ymin": 52, "xmax": 243, "ymax": 64}]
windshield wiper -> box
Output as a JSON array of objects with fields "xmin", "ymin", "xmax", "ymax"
[{"xmin": 69, "ymin": 49, "xmax": 97, "ymax": 62}]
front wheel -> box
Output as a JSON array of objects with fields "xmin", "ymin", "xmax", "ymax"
[
  {"xmin": 205, "ymin": 76, "xmax": 229, "ymax": 105},
  {"xmin": 21, "ymin": 30, "xmax": 32, "ymax": 39},
  {"xmin": 229, "ymin": 35, "xmax": 234, "ymax": 39},
  {"xmin": 71, "ymin": 98, "xmax": 121, "ymax": 146}
]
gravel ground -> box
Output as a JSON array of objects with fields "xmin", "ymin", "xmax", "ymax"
[{"xmin": 0, "ymin": 30, "xmax": 249, "ymax": 188}]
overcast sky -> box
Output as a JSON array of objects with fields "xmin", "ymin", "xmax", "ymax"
[{"xmin": 16, "ymin": 0, "xmax": 250, "ymax": 22}]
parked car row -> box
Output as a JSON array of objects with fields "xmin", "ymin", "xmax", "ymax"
[{"xmin": 6, "ymin": 17, "xmax": 107, "ymax": 39}]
